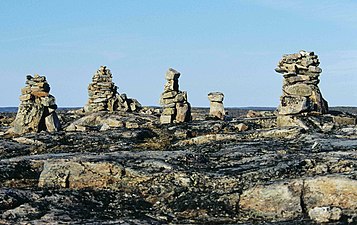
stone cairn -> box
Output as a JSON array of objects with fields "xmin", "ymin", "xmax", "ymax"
[
  {"xmin": 160, "ymin": 68, "xmax": 192, "ymax": 124},
  {"xmin": 208, "ymin": 92, "xmax": 225, "ymax": 120},
  {"xmin": 275, "ymin": 50, "xmax": 328, "ymax": 126},
  {"xmin": 84, "ymin": 66, "xmax": 141, "ymax": 113},
  {"xmin": 11, "ymin": 74, "xmax": 61, "ymax": 134}
]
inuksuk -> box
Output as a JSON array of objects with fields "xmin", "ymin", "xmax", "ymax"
[
  {"xmin": 11, "ymin": 74, "xmax": 61, "ymax": 134},
  {"xmin": 208, "ymin": 92, "xmax": 225, "ymax": 120},
  {"xmin": 159, "ymin": 68, "xmax": 192, "ymax": 124},
  {"xmin": 275, "ymin": 50, "xmax": 328, "ymax": 126},
  {"xmin": 84, "ymin": 66, "xmax": 141, "ymax": 113}
]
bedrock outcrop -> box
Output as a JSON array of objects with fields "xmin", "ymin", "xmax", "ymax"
[{"xmin": 1, "ymin": 107, "xmax": 357, "ymax": 224}]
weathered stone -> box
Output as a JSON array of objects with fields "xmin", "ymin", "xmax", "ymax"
[
  {"xmin": 174, "ymin": 92, "xmax": 187, "ymax": 103},
  {"xmin": 303, "ymin": 176, "xmax": 357, "ymax": 211},
  {"xmin": 162, "ymin": 107, "xmax": 176, "ymax": 115},
  {"xmin": 333, "ymin": 115, "xmax": 356, "ymax": 125},
  {"xmin": 84, "ymin": 66, "xmax": 141, "ymax": 113},
  {"xmin": 278, "ymin": 96, "xmax": 309, "ymax": 115},
  {"xmin": 308, "ymin": 207, "xmax": 342, "ymax": 223},
  {"xmin": 209, "ymin": 101, "xmax": 225, "ymax": 120},
  {"xmin": 308, "ymin": 65, "xmax": 322, "ymax": 73},
  {"xmin": 19, "ymin": 94, "xmax": 32, "ymax": 101},
  {"xmin": 11, "ymin": 75, "xmax": 61, "ymax": 134},
  {"xmin": 208, "ymin": 92, "xmax": 225, "ymax": 120},
  {"xmin": 234, "ymin": 123, "xmax": 248, "ymax": 131},
  {"xmin": 239, "ymin": 180, "xmax": 303, "ymax": 220},
  {"xmin": 161, "ymin": 91, "xmax": 178, "ymax": 99},
  {"xmin": 160, "ymin": 114, "xmax": 173, "ymax": 124},
  {"xmin": 165, "ymin": 68, "xmax": 180, "ymax": 80},
  {"xmin": 284, "ymin": 83, "xmax": 312, "ymax": 97},
  {"xmin": 164, "ymin": 79, "xmax": 179, "ymax": 92},
  {"xmin": 160, "ymin": 68, "xmax": 191, "ymax": 124},
  {"xmin": 276, "ymin": 50, "xmax": 328, "ymax": 125},
  {"xmin": 38, "ymin": 160, "xmax": 124, "ymax": 189},
  {"xmin": 176, "ymin": 103, "xmax": 191, "ymax": 123},
  {"xmin": 208, "ymin": 92, "xmax": 224, "ymax": 102},
  {"xmin": 45, "ymin": 112, "xmax": 61, "ymax": 132}
]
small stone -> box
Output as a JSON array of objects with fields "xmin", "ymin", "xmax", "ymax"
[
  {"xmin": 165, "ymin": 68, "xmax": 180, "ymax": 80},
  {"xmin": 308, "ymin": 207, "xmax": 342, "ymax": 223},
  {"xmin": 235, "ymin": 123, "xmax": 248, "ymax": 131},
  {"xmin": 160, "ymin": 115, "xmax": 173, "ymax": 124},
  {"xmin": 162, "ymin": 107, "xmax": 176, "ymax": 115},
  {"xmin": 161, "ymin": 91, "xmax": 178, "ymax": 99},
  {"xmin": 125, "ymin": 122, "xmax": 139, "ymax": 129},
  {"xmin": 19, "ymin": 94, "xmax": 32, "ymax": 101},
  {"xmin": 100, "ymin": 123, "xmax": 111, "ymax": 131},
  {"xmin": 31, "ymin": 91, "xmax": 49, "ymax": 97},
  {"xmin": 208, "ymin": 92, "xmax": 224, "ymax": 102},
  {"xmin": 284, "ymin": 83, "xmax": 312, "ymax": 97},
  {"xmin": 246, "ymin": 110, "xmax": 262, "ymax": 118},
  {"xmin": 176, "ymin": 103, "xmax": 191, "ymax": 123},
  {"xmin": 308, "ymin": 66, "xmax": 322, "ymax": 73}
]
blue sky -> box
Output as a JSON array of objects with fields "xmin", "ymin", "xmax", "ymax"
[{"xmin": 1, "ymin": 0, "xmax": 357, "ymax": 107}]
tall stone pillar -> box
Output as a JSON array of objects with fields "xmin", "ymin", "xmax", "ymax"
[
  {"xmin": 160, "ymin": 68, "xmax": 192, "ymax": 124},
  {"xmin": 275, "ymin": 50, "xmax": 328, "ymax": 126},
  {"xmin": 208, "ymin": 92, "xmax": 225, "ymax": 120}
]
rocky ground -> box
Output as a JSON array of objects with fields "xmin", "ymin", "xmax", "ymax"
[{"xmin": 0, "ymin": 107, "xmax": 357, "ymax": 224}]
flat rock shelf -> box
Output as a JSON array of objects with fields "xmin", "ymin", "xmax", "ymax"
[{"xmin": 1, "ymin": 107, "xmax": 357, "ymax": 224}]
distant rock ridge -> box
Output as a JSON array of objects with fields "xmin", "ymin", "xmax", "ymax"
[
  {"xmin": 10, "ymin": 74, "xmax": 61, "ymax": 134},
  {"xmin": 275, "ymin": 50, "xmax": 328, "ymax": 126},
  {"xmin": 84, "ymin": 66, "xmax": 141, "ymax": 113},
  {"xmin": 159, "ymin": 68, "xmax": 192, "ymax": 124}
]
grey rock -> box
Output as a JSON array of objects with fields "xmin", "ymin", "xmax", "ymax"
[
  {"xmin": 10, "ymin": 75, "xmax": 61, "ymax": 134},
  {"xmin": 160, "ymin": 68, "xmax": 191, "ymax": 124}
]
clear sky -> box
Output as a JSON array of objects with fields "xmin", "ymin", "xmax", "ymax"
[{"xmin": 1, "ymin": 0, "xmax": 357, "ymax": 107}]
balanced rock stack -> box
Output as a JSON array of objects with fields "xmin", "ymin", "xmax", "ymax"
[
  {"xmin": 275, "ymin": 50, "xmax": 328, "ymax": 126},
  {"xmin": 11, "ymin": 74, "xmax": 61, "ymax": 134},
  {"xmin": 84, "ymin": 66, "xmax": 141, "ymax": 113},
  {"xmin": 160, "ymin": 68, "xmax": 192, "ymax": 124},
  {"xmin": 208, "ymin": 92, "xmax": 225, "ymax": 120}
]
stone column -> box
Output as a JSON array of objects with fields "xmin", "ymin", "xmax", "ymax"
[
  {"xmin": 208, "ymin": 92, "xmax": 225, "ymax": 120},
  {"xmin": 275, "ymin": 50, "xmax": 328, "ymax": 126},
  {"xmin": 84, "ymin": 66, "xmax": 141, "ymax": 113},
  {"xmin": 160, "ymin": 68, "xmax": 191, "ymax": 124},
  {"xmin": 11, "ymin": 74, "xmax": 61, "ymax": 134}
]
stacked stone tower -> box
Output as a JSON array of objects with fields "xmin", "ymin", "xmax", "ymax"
[
  {"xmin": 275, "ymin": 50, "xmax": 328, "ymax": 126},
  {"xmin": 84, "ymin": 66, "xmax": 141, "ymax": 113},
  {"xmin": 12, "ymin": 74, "xmax": 61, "ymax": 134},
  {"xmin": 160, "ymin": 68, "xmax": 191, "ymax": 124},
  {"xmin": 208, "ymin": 92, "xmax": 225, "ymax": 120}
]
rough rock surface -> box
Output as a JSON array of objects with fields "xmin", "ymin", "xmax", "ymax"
[
  {"xmin": 1, "ymin": 107, "xmax": 357, "ymax": 224},
  {"xmin": 275, "ymin": 50, "xmax": 329, "ymax": 127},
  {"xmin": 84, "ymin": 66, "xmax": 141, "ymax": 113},
  {"xmin": 208, "ymin": 92, "xmax": 225, "ymax": 120},
  {"xmin": 160, "ymin": 68, "xmax": 192, "ymax": 124},
  {"xmin": 10, "ymin": 74, "xmax": 60, "ymax": 134}
]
